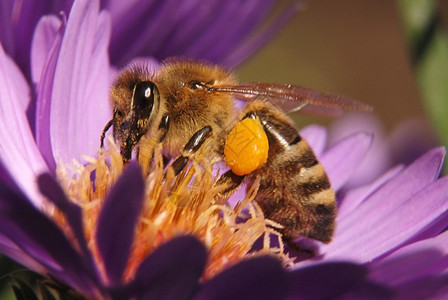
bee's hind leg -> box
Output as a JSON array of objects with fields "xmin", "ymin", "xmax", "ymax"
[
  {"xmin": 214, "ymin": 111, "xmax": 265, "ymax": 201},
  {"xmin": 169, "ymin": 126, "xmax": 213, "ymax": 175},
  {"xmin": 214, "ymin": 170, "xmax": 245, "ymax": 200}
]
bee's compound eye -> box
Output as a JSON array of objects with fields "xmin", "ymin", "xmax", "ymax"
[
  {"xmin": 224, "ymin": 117, "xmax": 269, "ymax": 176},
  {"xmin": 133, "ymin": 81, "xmax": 157, "ymax": 110}
]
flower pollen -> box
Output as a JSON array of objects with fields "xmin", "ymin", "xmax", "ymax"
[{"xmin": 47, "ymin": 136, "xmax": 292, "ymax": 284}]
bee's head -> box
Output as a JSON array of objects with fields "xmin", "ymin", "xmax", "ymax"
[
  {"xmin": 111, "ymin": 80, "xmax": 159, "ymax": 162},
  {"xmin": 99, "ymin": 62, "xmax": 168, "ymax": 162}
]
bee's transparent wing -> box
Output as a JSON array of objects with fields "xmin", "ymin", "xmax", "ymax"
[{"xmin": 210, "ymin": 82, "xmax": 372, "ymax": 116}]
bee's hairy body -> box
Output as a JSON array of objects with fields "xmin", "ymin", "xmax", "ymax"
[
  {"xmin": 156, "ymin": 61, "xmax": 236, "ymax": 158},
  {"xmin": 106, "ymin": 58, "xmax": 339, "ymax": 245}
]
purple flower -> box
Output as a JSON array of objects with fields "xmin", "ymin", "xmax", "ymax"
[
  {"xmin": 1, "ymin": 0, "xmax": 448, "ymax": 299},
  {"xmin": 0, "ymin": 0, "xmax": 72, "ymax": 78},
  {"xmin": 1, "ymin": 0, "xmax": 297, "ymax": 80},
  {"xmin": 301, "ymin": 125, "xmax": 448, "ymax": 299},
  {"xmin": 326, "ymin": 113, "xmax": 439, "ymax": 189}
]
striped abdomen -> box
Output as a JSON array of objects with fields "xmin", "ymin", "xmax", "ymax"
[{"xmin": 245, "ymin": 101, "xmax": 336, "ymax": 243}]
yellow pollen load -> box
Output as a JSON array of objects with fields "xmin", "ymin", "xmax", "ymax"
[{"xmin": 224, "ymin": 117, "xmax": 269, "ymax": 176}]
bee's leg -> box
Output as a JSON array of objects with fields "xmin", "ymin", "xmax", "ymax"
[
  {"xmin": 215, "ymin": 106, "xmax": 290, "ymax": 201},
  {"xmin": 214, "ymin": 112, "xmax": 264, "ymax": 199},
  {"xmin": 100, "ymin": 118, "xmax": 114, "ymax": 148},
  {"xmin": 158, "ymin": 115, "xmax": 170, "ymax": 143},
  {"xmin": 157, "ymin": 116, "xmax": 172, "ymax": 167},
  {"xmin": 215, "ymin": 170, "xmax": 245, "ymax": 199},
  {"xmin": 170, "ymin": 126, "xmax": 212, "ymax": 175},
  {"xmin": 136, "ymin": 115, "xmax": 171, "ymax": 167}
]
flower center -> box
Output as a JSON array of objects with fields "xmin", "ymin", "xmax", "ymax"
[{"xmin": 49, "ymin": 136, "xmax": 293, "ymax": 283}]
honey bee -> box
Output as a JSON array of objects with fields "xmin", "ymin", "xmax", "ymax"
[{"xmin": 101, "ymin": 58, "xmax": 371, "ymax": 247}]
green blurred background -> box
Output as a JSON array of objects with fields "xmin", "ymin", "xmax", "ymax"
[{"xmin": 238, "ymin": 0, "xmax": 447, "ymax": 134}]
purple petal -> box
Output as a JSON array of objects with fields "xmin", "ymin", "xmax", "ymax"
[
  {"xmin": 0, "ymin": 42, "xmax": 31, "ymax": 111},
  {"xmin": 34, "ymin": 16, "xmax": 65, "ymax": 172},
  {"xmin": 408, "ymin": 211, "xmax": 448, "ymax": 244},
  {"xmin": 337, "ymin": 148, "xmax": 444, "ymax": 232},
  {"xmin": 338, "ymin": 165, "xmax": 404, "ymax": 218},
  {"xmin": 369, "ymin": 231, "xmax": 448, "ymax": 286},
  {"xmin": 0, "ymin": 163, "xmax": 54, "ymax": 274},
  {"xmin": 328, "ymin": 113, "xmax": 392, "ymax": 189},
  {"xmin": 37, "ymin": 172, "xmax": 97, "ymax": 277},
  {"xmin": 300, "ymin": 125, "xmax": 327, "ymax": 158},
  {"xmin": 222, "ymin": 0, "xmax": 300, "ymax": 67},
  {"xmin": 30, "ymin": 15, "xmax": 62, "ymax": 84},
  {"xmin": 0, "ymin": 170, "xmax": 98, "ymax": 295},
  {"xmin": 96, "ymin": 162, "xmax": 145, "ymax": 285},
  {"xmin": 288, "ymin": 262, "xmax": 365, "ymax": 299},
  {"xmin": 288, "ymin": 262, "xmax": 393, "ymax": 299},
  {"xmin": 0, "ymin": 0, "xmax": 70, "ymax": 78},
  {"xmin": 106, "ymin": 0, "xmax": 191, "ymax": 65},
  {"xmin": 37, "ymin": 173, "xmax": 84, "ymax": 246},
  {"xmin": 123, "ymin": 236, "xmax": 206, "ymax": 300},
  {"xmin": 195, "ymin": 256, "xmax": 287, "ymax": 300},
  {"xmin": 389, "ymin": 118, "xmax": 439, "ymax": 166},
  {"xmin": 102, "ymin": 0, "xmax": 138, "ymax": 19},
  {"xmin": 50, "ymin": 0, "xmax": 111, "ymax": 164},
  {"xmin": 158, "ymin": 0, "xmax": 229, "ymax": 58},
  {"xmin": 322, "ymin": 148, "xmax": 447, "ymax": 262},
  {"xmin": 105, "ymin": 0, "xmax": 285, "ymax": 67},
  {"xmin": 0, "ymin": 232, "xmax": 46, "ymax": 274},
  {"xmin": 180, "ymin": 1, "xmax": 275, "ymax": 63},
  {"xmin": 321, "ymin": 132, "xmax": 373, "ymax": 191},
  {"xmin": 394, "ymin": 275, "xmax": 448, "ymax": 300},
  {"xmin": 0, "ymin": 1, "xmax": 16, "ymax": 55},
  {"xmin": 0, "ymin": 44, "xmax": 49, "ymax": 204}
]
